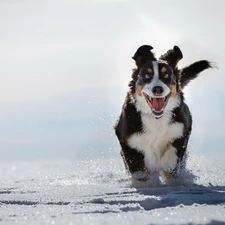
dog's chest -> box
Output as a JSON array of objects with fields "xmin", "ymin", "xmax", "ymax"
[{"xmin": 128, "ymin": 113, "xmax": 184, "ymax": 170}]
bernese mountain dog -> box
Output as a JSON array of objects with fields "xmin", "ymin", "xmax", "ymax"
[{"xmin": 115, "ymin": 45, "xmax": 212, "ymax": 182}]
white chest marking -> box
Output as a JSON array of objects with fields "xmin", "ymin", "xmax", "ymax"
[{"xmin": 128, "ymin": 113, "xmax": 184, "ymax": 171}]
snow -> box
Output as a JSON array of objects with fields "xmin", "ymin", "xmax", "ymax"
[{"xmin": 1, "ymin": 155, "xmax": 225, "ymax": 225}]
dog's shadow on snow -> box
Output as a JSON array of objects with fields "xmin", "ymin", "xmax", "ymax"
[
  {"xmin": 134, "ymin": 184, "xmax": 225, "ymax": 210},
  {"xmin": 73, "ymin": 168, "xmax": 225, "ymax": 215},
  {"xmin": 84, "ymin": 182, "xmax": 225, "ymax": 215},
  {"xmin": 83, "ymin": 170, "xmax": 225, "ymax": 214},
  {"xmin": 129, "ymin": 170, "xmax": 225, "ymax": 211}
]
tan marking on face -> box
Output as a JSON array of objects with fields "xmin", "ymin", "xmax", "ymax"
[
  {"xmin": 136, "ymin": 85, "xmax": 144, "ymax": 97},
  {"xmin": 147, "ymin": 68, "xmax": 153, "ymax": 74},
  {"xmin": 161, "ymin": 67, "xmax": 167, "ymax": 73},
  {"xmin": 168, "ymin": 84, "xmax": 177, "ymax": 98}
]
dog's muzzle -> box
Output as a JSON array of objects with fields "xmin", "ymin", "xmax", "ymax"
[{"xmin": 143, "ymin": 86, "xmax": 170, "ymax": 118}]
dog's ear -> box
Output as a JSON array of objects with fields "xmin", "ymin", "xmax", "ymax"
[
  {"xmin": 160, "ymin": 46, "xmax": 183, "ymax": 69},
  {"xmin": 132, "ymin": 45, "xmax": 155, "ymax": 68}
]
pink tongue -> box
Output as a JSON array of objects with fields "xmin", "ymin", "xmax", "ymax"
[{"xmin": 152, "ymin": 98, "xmax": 164, "ymax": 112}]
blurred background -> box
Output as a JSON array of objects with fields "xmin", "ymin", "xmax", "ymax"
[{"xmin": 0, "ymin": 0, "xmax": 224, "ymax": 161}]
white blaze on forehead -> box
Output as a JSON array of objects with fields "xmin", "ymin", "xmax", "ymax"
[
  {"xmin": 142, "ymin": 61, "xmax": 171, "ymax": 98},
  {"xmin": 152, "ymin": 61, "xmax": 159, "ymax": 80}
]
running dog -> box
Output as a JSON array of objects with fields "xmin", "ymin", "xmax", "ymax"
[{"xmin": 115, "ymin": 45, "xmax": 212, "ymax": 181}]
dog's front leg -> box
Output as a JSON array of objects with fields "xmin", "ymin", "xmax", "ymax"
[
  {"xmin": 161, "ymin": 130, "xmax": 191, "ymax": 182},
  {"xmin": 120, "ymin": 142, "xmax": 149, "ymax": 181}
]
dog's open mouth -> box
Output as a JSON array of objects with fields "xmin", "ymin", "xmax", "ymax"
[{"xmin": 143, "ymin": 92, "xmax": 170, "ymax": 118}]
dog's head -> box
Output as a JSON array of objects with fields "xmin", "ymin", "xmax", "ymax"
[{"xmin": 132, "ymin": 45, "xmax": 183, "ymax": 118}]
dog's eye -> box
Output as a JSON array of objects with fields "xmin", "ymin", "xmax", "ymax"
[
  {"xmin": 164, "ymin": 74, "xmax": 169, "ymax": 79},
  {"xmin": 145, "ymin": 74, "xmax": 151, "ymax": 79}
]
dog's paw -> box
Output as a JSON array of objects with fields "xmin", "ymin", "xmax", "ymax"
[{"xmin": 132, "ymin": 171, "xmax": 150, "ymax": 182}]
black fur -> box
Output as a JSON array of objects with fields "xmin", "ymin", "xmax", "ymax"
[
  {"xmin": 115, "ymin": 94, "xmax": 146, "ymax": 174},
  {"xmin": 179, "ymin": 60, "xmax": 212, "ymax": 89},
  {"xmin": 129, "ymin": 45, "xmax": 156, "ymax": 94},
  {"xmin": 115, "ymin": 45, "xmax": 212, "ymax": 180},
  {"xmin": 160, "ymin": 45, "xmax": 183, "ymax": 70},
  {"xmin": 132, "ymin": 45, "xmax": 156, "ymax": 68}
]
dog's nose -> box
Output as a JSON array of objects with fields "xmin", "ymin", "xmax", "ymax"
[{"xmin": 152, "ymin": 86, "xmax": 164, "ymax": 95}]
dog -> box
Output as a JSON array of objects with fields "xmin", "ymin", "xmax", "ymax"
[{"xmin": 114, "ymin": 45, "xmax": 212, "ymax": 182}]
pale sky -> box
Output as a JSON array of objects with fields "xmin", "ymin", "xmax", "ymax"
[{"xmin": 0, "ymin": 0, "xmax": 225, "ymax": 160}]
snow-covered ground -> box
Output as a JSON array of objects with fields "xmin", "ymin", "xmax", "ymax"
[{"xmin": 1, "ymin": 155, "xmax": 225, "ymax": 225}]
